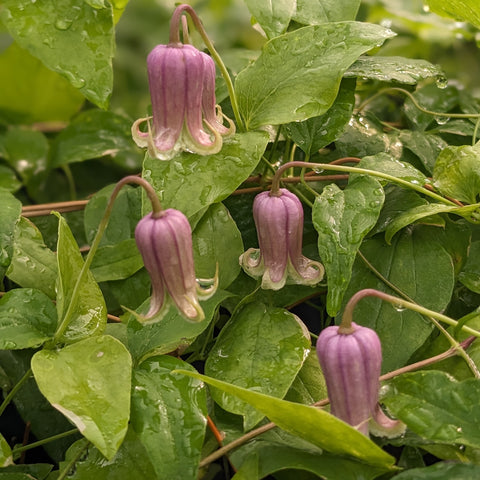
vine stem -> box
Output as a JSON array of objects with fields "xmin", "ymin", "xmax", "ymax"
[
  {"xmin": 52, "ymin": 176, "xmax": 161, "ymax": 344},
  {"xmin": 57, "ymin": 439, "xmax": 90, "ymax": 480},
  {"xmin": 269, "ymin": 160, "xmax": 456, "ymax": 206},
  {"xmin": 12, "ymin": 428, "xmax": 79, "ymax": 455},
  {"xmin": 169, "ymin": 4, "xmax": 244, "ymax": 131},
  {"xmin": 357, "ymin": 87, "xmax": 480, "ymax": 121},
  {"xmin": 342, "ymin": 288, "xmax": 480, "ymax": 378},
  {"xmin": 342, "ymin": 288, "xmax": 480, "ymax": 339},
  {"xmin": 198, "ymin": 336, "xmax": 475, "ymax": 468},
  {"xmin": 358, "ymin": 250, "xmax": 480, "ymax": 376},
  {"xmin": 0, "ymin": 368, "xmax": 32, "ymax": 417}
]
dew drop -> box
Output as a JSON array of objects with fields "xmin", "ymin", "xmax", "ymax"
[
  {"xmin": 55, "ymin": 18, "xmax": 73, "ymax": 30},
  {"xmin": 422, "ymin": 4, "xmax": 430, "ymax": 12},
  {"xmin": 435, "ymin": 115, "xmax": 450, "ymax": 125},
  {"xmin": 380, "ymin": 18, "xmax": 392, "ymax": 28},
  {"xmin": 393, "ymin": 304, "xmax": 406, "ymax": 312}
]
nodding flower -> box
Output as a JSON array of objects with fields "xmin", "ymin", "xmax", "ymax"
[
  {"xmin": 134, "ymin": 209, "xmax": 217, "ymax": 323},
  {"xmin": 316, "ymin": 322, "xmax": 405, "ymax": 437},
  {"xmin": 132, "ymin": 43, "xmax": 235, "ymax": 160},
  {"xmin": 239, "ymin": 188, "xmax": 324, "ymax": 290}
]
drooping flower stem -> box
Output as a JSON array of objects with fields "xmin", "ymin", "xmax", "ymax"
[
  {"xmin": 0, "ymin": 368, "xmax": 32, "ymax": 417},
  {"xmin": 12, "ymin": 428, "xmax": 79, "ymax": 456},
  {"xmin": 169, "ymin": 4, "xmax": 244, "ymax": 130},
  {"xmin": 197, "ymin": 335, "xmax": 475, "ymax": 468},
  {"xmin": 52, "ymin": 176, "xmax": 162, "ymax": 344},
  {"xmin": 269, "ymin": 160, "xmax": 456, "ymax": 206},
  {"xmin": 342, "ymin": 288, "xmax": 480, "ymax": 338},
  {"xmin": 341, "ymin": 288, "xmax": 480, "ymax": 378}
]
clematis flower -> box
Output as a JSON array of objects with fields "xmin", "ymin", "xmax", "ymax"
[
  {"xmin": 132, "ymin": 43, "xmax": 235, "ymax": 160},
  {"xmin": 239, "ymin": 188, "xmax": 324, "ymax": 290},
  {"xmin": 134, "ymin": 208, "xmax": 217, "ymax": 323},
  {"xmin": 316, "ymin": 322, "xmax": 405, "ymax": 437}
]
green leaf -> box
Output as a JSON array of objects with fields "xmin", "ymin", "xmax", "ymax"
[
  {"xmin": 313, "ymin": 175, "xmax": 385, "ymax": 316},
  {"xmin": 285, "ymin": 350, "xmax": 327, "ymax": 405},
  {"xmin": 57, "ymin": 429, "xmax": 156, "ymax": 479},
  {"xmin": 398, "ymin": 130, "xmax": 447, "ymax": 174},
  {"xmin": 192, "ymin": 203, "xmax": 243, "ymax": 290},
  {"xmin": 131, "ymin": 356, "xmax": 207, "ymax": 479},
  {"xmin": 393, "ymin": 462, "xmax": 480, "ymax": 480},
  {"xmin": 344, "ymin": 56, "xmax": 445, "ymax": 85},
  {"xmin": 404, "ymin": 83, "xmax": 459, "ymax": 132},
  {"xmin": 357, "ymin": 153, "xmax": 429, "ymax": 187},
  {"xmin": 0, "ymin": 0, "xmax": 114, "ymax": 108},
  {"xmin": 173, "ymin": 370, "xmax": 396, "ymax": 468},
  {"xmin": 31, "ymin": 335, "xmax": 132, "ymax": 460},
  {"xmin": 383, "ymin": 371, "xmax": 480, "ymax": 448},
  {"xmin": 244, "ymin": 0, "xmax": 296, "ymax": 38},
  {"xmin": 0, "ymin": 42, "xmax": 84, "ymax": 124},
  {"xmin": 55, "ymin": 213, "xmax": 107, "ymax": 342},
  {"xmin": 84, "ymin": 184, "xmax": 142, "ymax": 246},
  {"xmin": 425, "ymin": 0, "xmax": 480, "ymax": 29},
  {"xmin": 0, "ymin": 127, "xmax": 49, "ymax": 186},
  {"xmin": 0, "ymin": 350, "xmax": 78, "ymax": 463},
  {"xmin": 293, "ymin": 0, "xmax": 361, "ymax": 23},
  {"xmin": 384, "ymin": 203, "xmax": 458, "ymax": 244},
  {"xmin": 459, "ymin": 241, "xmax": 480, "ymax": 293},
  {"xmin": 90, "ymin": 239, "xmax": 143, "ymax": 283},
  {"xmin": 0, "ymin": 464, "xmax": 53, "ymax": 479},
  {"xmin": 433, "ymin": 143, "xmax": 480, "ymax": 204},
  {"xmin": 0, "ymin": 189, "xmax": 21, "ymax": 281},
  {"xmin": 235, "ymin": 23, "xmax": 394, "ymax": 129},
  {"xmin": 0, "ymin": 433, "xmax": 13, "ymax": 467},
  {"xmin": 126, "ymin": 290, "xmax": 232, "ymax": 364},
  {"xmin": 205, "ymin": 302, "xmax": 311, "ymax": 430},
  {"xmin": 144, "ymin": 132, "xmax": 269, "ymax": 218},
  {"xmin": 0, "ymin": 166, "xmax": 21, "ymax": 193},
  {"xmin": 335, "ymin": 114, "xmax": 390, "ymax": 158},
  {"xmin": 232, "ymin": 444, "xmax": 391, "ymax": 480},
  {"xmin": 6, "ymin": 217, "xmax": 58, "ymax": 299},
  {"xmin": 284, "ymin": 78, "xmax": 356, "ymax": 155},
  {"xmin": 0, "ymin": 288, "xmax": 57, "ymax": 350},
  {"xmin": 343, "ymin": 228, "xmax": 455, "ymax": 372},
  {"xmin": 50, "ymin": 109, "xmax": 141, "ymax": 170}
]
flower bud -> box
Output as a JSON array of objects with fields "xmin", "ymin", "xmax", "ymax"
[
  {"xmin": 135, "ymin": 209, "xmax": 216, "ymax": 323},
  {"xmin": 316, "ymin": 322, "xmax": 405, "ymax": 437},
  {"xmin": 132, "ymin": 43, "xmax": 234, "ymax": 160},
  {"xmin": 239, "ymin": 188, "xmax": 324, "ymax": 290},
  {"xmin": 316, "ymin": 322, "xmax": 382, "ymax": 435}
]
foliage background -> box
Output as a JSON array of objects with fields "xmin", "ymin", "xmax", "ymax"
[{"xmin": 2, "ymin": 0, "xmax": 480, "ymax": 479}]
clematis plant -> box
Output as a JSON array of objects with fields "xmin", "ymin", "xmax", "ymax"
[
  {"xmin": 239, "ymin": 188, "xmax": 324, "ymax": 290},
  {"xmin": 135, "ymin": 207, "xmax": 217, "ymax": 323},
  {"xmin": 132, "ymin": 4, "xmax": 235, "ymax": 160},
  {"xmin": 317, "ymin": 290, "xmax": 405, "ymax": 437}
]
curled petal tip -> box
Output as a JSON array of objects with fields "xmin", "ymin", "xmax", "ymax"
[
  {"xmin": 182, "ymin": 294, "xmax": 206, "ymax": 323},
  {"xmin": 196, "ymin": 263, "xmax": 219, "ymax": 300},
  {"xmin": 239, "ymin": 248, "xmax": 263, "ymax": 273},
  {"xmin": 369, "ymin": 404, "xmax": 407, "ymax": 438},
  {"xmin": 131, "ymin": 117, "xmax": 151, "ymax": 147}
]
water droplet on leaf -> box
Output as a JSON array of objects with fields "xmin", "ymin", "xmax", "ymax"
[
  {"xmin": 435, "ymin": 115, "xmax": 450, "ymax": 125},
  {"xmin": 55, "ymin": 18, "xmax": 73, "ymax": 30}
]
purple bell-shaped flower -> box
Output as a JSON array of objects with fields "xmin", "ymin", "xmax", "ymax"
[
  {"xmin": 132, "ymin": 43, "xmax": 234, "ymax": 160},
  {"xmin": 135, "ymin": 209, "xmax": 217, "ymax": 323},
  {"xmin": 239, "ymin": 188, "xmax": 324, "ymax": 290},
  {"xmin": 316, "ymin": 322, "xmax": 405, "ymax": 436}
]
